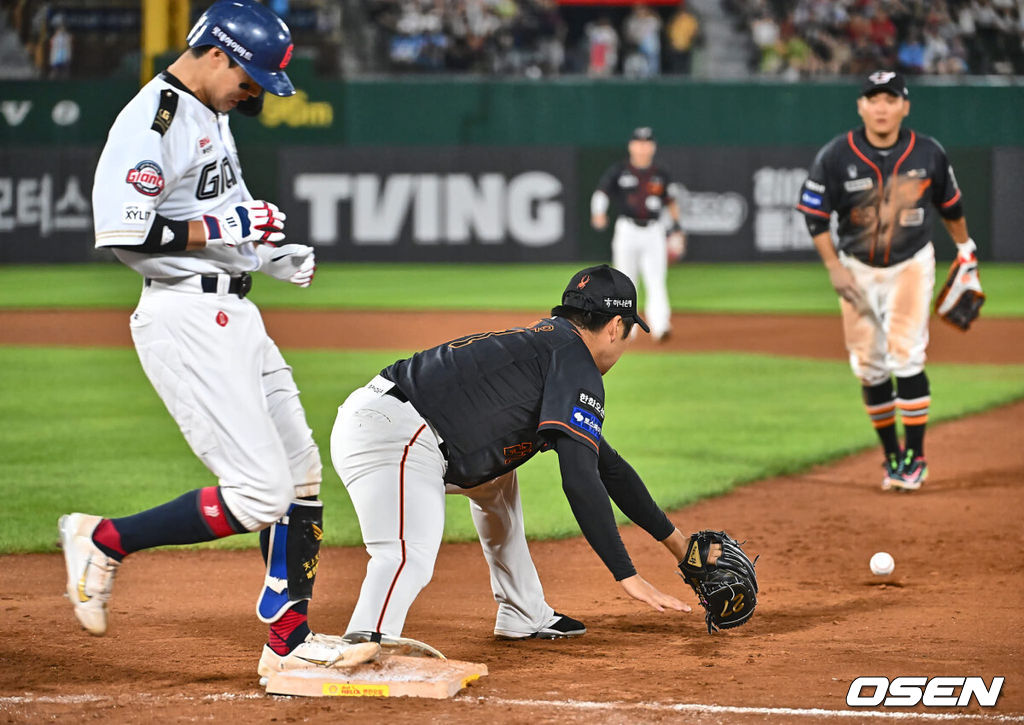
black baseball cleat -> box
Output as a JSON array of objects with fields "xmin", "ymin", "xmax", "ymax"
[{"xmin": 495, "ymin": 612, "xmax": 586, "ymax": 640}]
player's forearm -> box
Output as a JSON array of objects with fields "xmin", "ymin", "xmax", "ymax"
[
  {"xmin": 942, "ymin": 216, "xmax": 970, "ymax": 247},
  {"xmin": 659, "ymin": 527, "xmax": 688, "ymax": 564},
  {"xmin": 597, "ymin": 440, "xmax": 674, "ymax": 541},
  {"xmin": 666, "ymin": 199, "xmax": 681, "ymax": 225},
  {"xmin": 556, "ymin": 437, "xmax": 636, "ymax": 580},
  {"xmin": 811, "ymin": 230, "xmax": 841, "ymax": 270}
]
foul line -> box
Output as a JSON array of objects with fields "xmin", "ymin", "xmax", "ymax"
[
  {"xmin": 482, "ymin": 697, "xmax": 1024, "ymax": 722},
  {"xmin": 0, "ymin": 693, "xmax": 263, "ymax": 705},
  {"xmin": 3, "ymin": 692, "xmax": 1022, "ymax": 722}
]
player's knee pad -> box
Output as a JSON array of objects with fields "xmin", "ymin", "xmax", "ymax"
[{"xmin": 256, "ymin": 499, "xmax": 323, "ymax": 623}]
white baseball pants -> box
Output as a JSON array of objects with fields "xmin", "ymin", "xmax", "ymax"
[
  {"xmin": 331, "ymin": 375, "xmax": 555, "ymax": 638},
  {"xmin": 838, "ymin": 243, "xmax": 935, "ymax": 385},
  {"xmin": 612, "ymin": 216, "xmax": 671, "ymax": 339},
  {"xmin": 129, "ymin": 277, "xmax": 322, "ymax": 532}
]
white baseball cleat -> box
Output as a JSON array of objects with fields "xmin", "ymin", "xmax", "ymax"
[
  {"xmin": 257, "ymin": 633, "xmax": 381, "ymax": 678},
  {"xmin": 58, "ymin": 513, "xmax": 120, "ymax": 636}
]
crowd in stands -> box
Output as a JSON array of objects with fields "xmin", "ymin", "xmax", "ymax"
[
  {"xmin": 366, "ymin": 0, "xmax": 702, "ymax": 76},
  {"xmin": 730, "ymin": 0, "xmax": 1024, "ymax": 78},
  {"xmin": 6, "ymin": 0, "xmax": 1024, "ymax": 80}
]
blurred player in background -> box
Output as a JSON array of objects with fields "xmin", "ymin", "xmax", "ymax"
[
  {"xmin": 591, "ymin": 126, "xmax": 684, "ymax": 342},
  {"xmin": 797, "ymin": 71, "xmax": 980, "ymax": 492}
]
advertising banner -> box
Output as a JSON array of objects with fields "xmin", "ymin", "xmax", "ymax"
[
  {"xmin": 279, "ymin": 147, "xmax": 579, "ymax": 262},
  {"xmin": 0, "ymin": 147, "xmax": 99, "ymax": 263}
]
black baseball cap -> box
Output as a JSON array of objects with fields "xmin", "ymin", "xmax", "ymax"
[
  {"xmin": 630, "ymin": 126, "xmax": 656, "ymax": 142},
  {"xmin": 860, "ymin": 70, "xmax": 909, "ymax": 98},
  {"xmin": 561, "ymin": 264, "xmax": 650, "ymax": 332}
]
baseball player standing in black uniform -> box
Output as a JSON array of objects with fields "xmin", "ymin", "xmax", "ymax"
[
  {"xmin": 591, "ymin": 127, "xmax": 685, "ymax": 342},
  {"xmin": 796, "ymin": 71, "xmax": 980, "ymax": 492},
  {"xmin": 331, "ymin": 265, "xmax": 713, "ymax": 646}
]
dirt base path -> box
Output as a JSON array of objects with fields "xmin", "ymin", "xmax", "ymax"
[
  {"xmin": 3, "ymin": 308, "xmax": 1024, "ymax": 363},
  {"xmin": 1, "ymin": 309, "xmax": 1021, "ymax": 724}
]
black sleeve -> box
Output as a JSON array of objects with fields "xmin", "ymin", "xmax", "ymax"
[
  {"xmin": 107, "ymin": 213, "xmax": 189, "ymax": 253},
  {"xmin": 798, "ymin": 142, "xmax": 834, "ymax": 237},
  {"xmin": 929, "ymin": 139, "xmax": 964, "ymax": 221},
  {"xmin": 598, "ymin": 439, "xmax": 674, "ymax": 542},
  {"xmin": 555, "ymin": 434, "xmax": 636, "ymax": 581}
]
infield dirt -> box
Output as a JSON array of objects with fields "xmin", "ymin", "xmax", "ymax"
[{"xmin": 1, "ymin": 310, "xmax": 1021, "ymax": 724}]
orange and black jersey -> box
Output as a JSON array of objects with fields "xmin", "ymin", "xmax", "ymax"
[
  {"xmin": 797, "ymin": 127, "xmax": 964, "ymax": 267},
  {"xmin": 381, "ymin": 316, "xmax": 606, "ymax": 486},
  {"xmin": 381, "ymin": 315, "xmax": 673, "ymax": 581},
  {"xmin": 596, "ymin": 161, "xmax": 676, "ymax": 223}
]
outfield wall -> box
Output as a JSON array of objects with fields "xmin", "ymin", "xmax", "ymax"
[{"xmin": 2, "ymin": 77, "xmax": 1021, "ymax": 263}]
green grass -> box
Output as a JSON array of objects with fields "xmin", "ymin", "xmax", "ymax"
[
  {"xmin": 1, "ymin": 262, "xmax": 1022, "ymax": 316},
  {"xmin": 3, "ymin": 345, "xmax": 1022, "ymax": 553}
]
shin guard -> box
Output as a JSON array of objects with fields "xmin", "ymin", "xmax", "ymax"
[{"xmin": 257, "ymin": 499, "xmax": 323, "ymax": 623}]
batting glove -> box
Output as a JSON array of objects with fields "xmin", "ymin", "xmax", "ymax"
[
  {"xmin": 956, "ymin": 238, "xmax": 977, "ymax": 263},
  {"xmin": 203, "ymin": 201, "xmax": 286, "ymax": 247},
  {"xmin": 257, "ymin": 243, "xmax": 316, "ymax": 287}
]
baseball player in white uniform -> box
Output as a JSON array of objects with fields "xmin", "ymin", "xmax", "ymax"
[
  {"xmin": 591, "ymin": 126, "xmax": 685, "ymax": 342},
  {"xmin": 58, "ymin": 0, "xmax": 379, "ymax": 678}
]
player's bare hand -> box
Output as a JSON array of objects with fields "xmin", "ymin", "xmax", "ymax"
[
  {"xmin": 591, "ymin": 213, "xmax": 608, "ymax": 231},
  {"xmin": 827, "ymin": 262, "xmax": 864, "ymax": 307},
  {"xmin": 203, "ymin": 200, "xmax": 286, "ymax": 247},
  {"xmin": 619, "ymin": 574, "xmax": 691, "ymax": 613},
  {"xmin": 667, "ymin": 230, "xmax": 686, "ymax": 262}
]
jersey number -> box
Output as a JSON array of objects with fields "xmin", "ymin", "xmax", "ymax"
[{"xmin": 195, "ymin": 158, "xmax": 238, "ymax": 200}]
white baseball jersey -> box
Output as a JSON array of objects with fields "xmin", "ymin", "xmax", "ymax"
[
  {"xmin": 93, "ymin": 73, "xmax": 259, "ymax": 279},
  {"xmin": 92, "ymin": 71, "xmax": 321, "ymax": 531}
]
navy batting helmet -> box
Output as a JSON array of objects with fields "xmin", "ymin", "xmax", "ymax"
[{"xmin": 186, "ymin": 0, "xmax": 295, "ymax": 97}]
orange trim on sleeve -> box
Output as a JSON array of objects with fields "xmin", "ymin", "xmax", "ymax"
[
  {"xmin": 797, "ymin": 204, "xmax": 829, "ymax": 218},
  {"xmin": 942, "ymin": 189, "xmax": 962, "ymax": 208},
  {"xmin": 538, "ymin": 420, "xmax": 600, "ymax": 451}
]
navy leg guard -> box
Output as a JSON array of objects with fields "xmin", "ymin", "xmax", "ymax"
[{"xmin": 257, "ymin": 499, "xmax": 323, "ymax": 623}]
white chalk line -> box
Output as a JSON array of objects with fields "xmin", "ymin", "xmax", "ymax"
[
  {"xmin": 2, "ymin": 692, "xmax": 1022, "ymax": 722},
  {"xmin": 482, "ymin": 698, "xmax": 1024, "ymax": 722},
  {"xmin": 0, "ymin": 692, "xmax": 263, "ymax": 705}
]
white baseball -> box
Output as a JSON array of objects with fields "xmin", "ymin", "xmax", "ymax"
[{"xmin": 870, "ymin": 551, "xmax": 895, "ymax": 576}]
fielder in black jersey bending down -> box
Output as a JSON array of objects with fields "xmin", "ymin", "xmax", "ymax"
[{"xmin": 330, "ymin": 265, "xmax": 717, "ymax": 648}]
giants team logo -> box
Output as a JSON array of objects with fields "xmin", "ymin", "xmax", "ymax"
[
  {"xmin": 125, "ymin": 160, "xmax": 165, "ymax": 197},
  {"xmin": 577, "ymin": 274, "xmax": 590, "ymax": 289}
]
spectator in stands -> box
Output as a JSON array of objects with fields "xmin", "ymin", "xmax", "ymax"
[
  {"xmin": 586, "ymin": 15, "xmax": 619, "ymax": 76},
  {"xmin": 623, "ymin": 3, "xmax": 662, "ymax": 76},
  {"xmin": 666, "ymin": 2, "xmax": 700, "ymax": 75},
  {"xmin": 48, "ymin": 15, "xmax": 71, "ymax": 79},
  {"xmin": 897, "ymin": 27, "xmax": 926, "ymax": 72}
]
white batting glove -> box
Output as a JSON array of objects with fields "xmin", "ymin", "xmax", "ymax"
[
  {"xmin": 203, "ymin": 201, "xmax": 286, "ymax": 247},
  {"xmin": 257, "ymin": 243, "xmax": 316, "ymax": 287},
  {"xmin": 956, "ymin": 238, "xmax": 977, "ymax": 263}
]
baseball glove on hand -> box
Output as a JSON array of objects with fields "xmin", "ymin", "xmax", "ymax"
[
  {"xmin": 935, "ymin": 245, "xmax": 985, "ymax": 331},
  {"xmin": 678, "ymin": 530, "xmax": 758, "ymax": 633}
]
